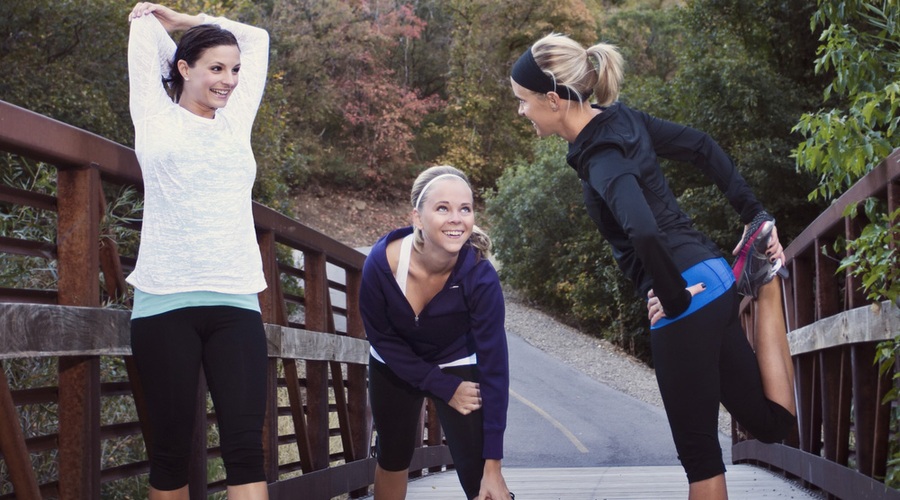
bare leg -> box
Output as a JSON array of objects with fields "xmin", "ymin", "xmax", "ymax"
[
  {"xmin": 227, "ymin": 481, "xmax": 269, "ymax": 499},
  {"xmin": 689, "ymin": 474, "xmax": 728, "ymax": 500},
  {"xmin": 149, "ymin": 486, "xmax": 189, "ymax": 500},
  {"xmin": 754, "ymin": 276, "xmax": 796, "ymax": 415},
  {"xmin": 374, "ymin": 465, "xmax": 408, "ymax": 500}
]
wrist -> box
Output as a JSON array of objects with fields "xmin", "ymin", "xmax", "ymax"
[
  {"xmin": 177, "ymin": 13, "xmax": 205, "ymax": 30},
  {"xmin": 483, "ymin": 458, "xmax": 502, "ymax": 474}
]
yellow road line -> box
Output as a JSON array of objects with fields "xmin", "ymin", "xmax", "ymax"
[{"xmin": 509, "ymin": 388, "xmax": 589, "ymax": 453}]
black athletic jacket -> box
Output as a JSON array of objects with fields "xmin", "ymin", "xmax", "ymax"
[{"xmin": 566, "ymin": 102, "xmax": 763, "ymax": 317}]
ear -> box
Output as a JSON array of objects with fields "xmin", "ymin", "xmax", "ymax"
[
  {"xmin": 412, "ymin": 208, "xmax": 422, "ymax": 229},
  {"xmin": 546, "ymin": 91, "xmax": 561, "ymax": 111},
  {"xmin": 177, "ymin": 59, "xmax": 190, "ymax": 80}
]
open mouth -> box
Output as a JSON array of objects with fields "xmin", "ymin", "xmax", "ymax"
[
  {"xmin": 443, "ymin": 230, "xmax": 464, "ymax": 238},
  {"xmin": 211, "ymin": 88, "xmax": 231, "ymax": 98}
]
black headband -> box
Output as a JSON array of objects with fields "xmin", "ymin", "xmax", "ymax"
[{"xmin": 511, "ymin": 48, "xmax": 590, "ymax": 101}]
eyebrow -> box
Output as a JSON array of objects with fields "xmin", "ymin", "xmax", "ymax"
[{"xmin": 432, "ymin": 200, "xmax": 473, "ymax": 205}]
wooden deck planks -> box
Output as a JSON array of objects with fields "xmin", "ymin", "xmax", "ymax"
[{"xmin": 400, "ymin": 465, "xmax": 823, "ymax": 499}]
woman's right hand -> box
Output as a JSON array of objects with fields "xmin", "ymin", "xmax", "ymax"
[
  {"xmin": 128, "ymin": 3, "xmax": 193, "ymax": 32},
  {"xmin": 647, "ymin": 283, "xmax": 706, "ymax": 327},
  {"xmin": 449, "ymin": 381, "xmax": 482, "ymax": 415}
]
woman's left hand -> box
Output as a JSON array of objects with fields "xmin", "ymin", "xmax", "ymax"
[
  {"xmin": 732, "ymin": 222, "xmax": 785, "ymax": 265},
  {"xmin": 448, "ymin": 381, "xmax": 482, "ymax": 415},
  {"xmin": 647, "ymin": 283, "xmax": 706, "ymax": 327},
  {"xmin": 128, "ymin": 2, "xmax": 196, "ymax": 32}
]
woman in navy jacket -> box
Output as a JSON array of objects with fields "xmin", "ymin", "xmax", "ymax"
[
  {"xmin": 510, "ymin": 34, "xmax": 796, "ymax": 500},
  {"xmin": 361, "ymin": 165, "xmax": 512, "ymax": 500}
]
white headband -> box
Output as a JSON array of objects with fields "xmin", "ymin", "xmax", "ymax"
[{"xmin": 415, "ymin": 173, "xmax": 465, "ymax": 209}]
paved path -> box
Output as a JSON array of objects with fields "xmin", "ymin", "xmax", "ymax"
[{"xmin": 503, "ymin": 332, "xmax": 689, "ymax": 468}]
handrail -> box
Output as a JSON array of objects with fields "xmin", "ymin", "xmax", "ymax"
[
  {"xmin": 735, "ymin": 149, "xmax": 900, "ymax": 499},
  {"xmin": 0, "ymin": 99, "xmax": 452, "ymax": 499}
]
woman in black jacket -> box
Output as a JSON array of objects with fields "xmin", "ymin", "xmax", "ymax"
[{"xmin": 510, "ymin": 33, "xmax": 796, "ymax": 500}]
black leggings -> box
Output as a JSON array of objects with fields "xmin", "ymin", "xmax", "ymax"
[
  {"xmin": 369, "ymin": 357, "xmax": 485, "ymax": 499},
  {"xmin": 130, "ymin": 306, "xmax": 268, "ymax": 490},
  {"xmin": 651, "ymin": 285, "xmax": 795, "ymax": 483}
]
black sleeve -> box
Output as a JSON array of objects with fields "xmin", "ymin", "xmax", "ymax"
[
  {"xmin": 641, "ymin": 112, "xmax": 764, "ymax": 224},
  {"xmin": 586, "ymin": 152, "xmax": 692, "ymax": 316}
]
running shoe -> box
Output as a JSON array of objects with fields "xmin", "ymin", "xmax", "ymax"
[{"xmin": 732, "ymin": 211, "xmax": 788, "ymax": 298}]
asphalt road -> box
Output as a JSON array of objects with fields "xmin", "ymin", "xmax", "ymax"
[{"xmin": 502, "ymin": 331, "xmax": 731, "ymax": 468}]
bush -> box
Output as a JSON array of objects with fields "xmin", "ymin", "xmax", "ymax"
[{"xmin": 486, "ymin": 139, "xmax": 651, "ymax": 363}]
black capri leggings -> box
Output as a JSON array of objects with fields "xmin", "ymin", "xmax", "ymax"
[
  {"xmin": 651, "ymin": 285, "xmax": 795, "ymax": 483},
  {"xmin": 369, "ymin": 357, "xmax": 485, "ymax": 499},
  {"xmin": 131, "ymin": 306, "xmax": 268, "ymax": 490}
]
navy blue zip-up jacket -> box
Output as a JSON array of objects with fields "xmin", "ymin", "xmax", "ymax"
[
  {"xmin": 567, "ymin": 102, "xmax": 764, "ymax": 317},
  {"xmin": 360, "ymin": 226, "xmax": 509, "ymax": 459}
]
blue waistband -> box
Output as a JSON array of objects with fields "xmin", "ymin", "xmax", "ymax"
[{"xmin": 650, "ymin": 257, "xmax": 735, "ymax": 330}]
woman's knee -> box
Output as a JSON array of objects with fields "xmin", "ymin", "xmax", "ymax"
[
  {"xmin": 374, "ymin": 434, "xmax": 416, "ymax": 471},
  {"xmin": 148, "ymin": 448, "xmax": 191, "ymax": 490}
]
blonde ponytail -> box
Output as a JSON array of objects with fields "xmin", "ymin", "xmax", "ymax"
[
  {"xmin": 585, "ymin": 43, "xmax": 624, "ymax": 106},
  {"xmin": 529, "ymin": 33, "xmax": 625, "ymax": 106}
]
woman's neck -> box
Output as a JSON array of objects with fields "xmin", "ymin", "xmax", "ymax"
[
  {"xmin": 412, "ymin": 244, "xmax": 458, "ymax": 277},
  {"xmin": 558, "ymin": 103, "xmax": 602, "ymax": 143}
]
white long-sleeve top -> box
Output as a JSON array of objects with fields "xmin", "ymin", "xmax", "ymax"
[{"xmin": 126, "ymin": 14, "xmax": 269, "ymax": 295}]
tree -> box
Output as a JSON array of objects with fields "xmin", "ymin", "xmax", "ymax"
[
  {"xmin": 0, "ymin": 0, "xmax": 132, "ymax": 143},
  {"xmin": 267, "ymin": 0, "xmax": 443, "ymax": 189},
  {"xmin": 793, "ymin": 0, "xmax": 900, "ymax": 201},
  {"xmin": 792, "ymin": 0, "xmax": 898, "ymax": 305},
  {"xmin": 424, "ymin": 0, "xmax": 598, "ymax": 188}
]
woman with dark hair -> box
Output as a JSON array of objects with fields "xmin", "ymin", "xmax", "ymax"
[
  {"xmin": 127, "ymin": 3, "xmax": 270, "ymax": 498},
  {"xmin": 510, "ymin": 33, "xmax": 796, "ymax": 500},
  {"xmin": 361, "ymin": 165, "xmax": 513, "ymax": 500}
]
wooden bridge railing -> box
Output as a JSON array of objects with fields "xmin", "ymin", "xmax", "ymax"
[
  {"xmin": 0, "ymin": 100, "xmax": 453, "ymax": 499},
  {"xmin": 735, "ymin": 149, "xmax": 900, "ymax": 499}
]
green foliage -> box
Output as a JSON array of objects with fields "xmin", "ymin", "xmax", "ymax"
[
  {"xmin": 836, "ymin": 199, "xmax": 899, "ymax": 304},
  {"xmin": 792, "ymin": 0, "xmax": 900, "ymax": 201},
  {"xmin": 0, "ymin": 0, "xmax": 132, "ymax": 144},
  {"xmin": 795, "ymin": 0, "xmax": 899, "ymax": 369},
  {"xmin": 486, "ymin": 139, "xmax": 650, "ymax": 361}
]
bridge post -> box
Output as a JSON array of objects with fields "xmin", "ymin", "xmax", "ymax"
[
  {"xmin": 344, "ymin": 270, "xmax": 370, "ymax": 456},
  {"xmin": 258, "ymin": 230, "xmax": 285, "ymax": 482},
  {"xmin": 304, "ymin": 251, "xmax": 331, "ymax": 471},
  {"xmin": 851, "ymin": 342, "xmax": 892, "ymax": 480},
  {"xmin": 56, "ymin": 165, "xmax": 102, "ymax": 499}
]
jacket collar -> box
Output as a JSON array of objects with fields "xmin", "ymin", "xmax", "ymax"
[{"xmin": 372, "ymin": 226, "xmax": 476, "ymax": 282}]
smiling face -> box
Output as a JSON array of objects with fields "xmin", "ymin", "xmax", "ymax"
[
  {"xmin": 413, "ymin": 177, "xmax": 474, "ymax": 257},
  {"xmin": 511, "ymin": 79, "xmax": 559, "ymax": 137},
  {"xmin": 177, "ymin": 44, "xmax": 241, "ymax": 119}
]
